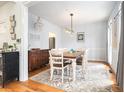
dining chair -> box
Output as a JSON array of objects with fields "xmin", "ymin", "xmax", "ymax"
[
  {"xmin": 49, "ymin": 49, "xmax": 70, "ymax": 83},
  {"xmin": 82, "ymin": 49, "xmax": 88, "ymax": 73},
  {"xmin": 76, "ymin": 48, "xmax": 86, "ymax": 65},
  {"xmin": 61, "ymin": 48, "xmax": 72, "ymax": 76},
  {"xmin": 76, "ymin": 49, "xmax": 88, "ymax": 78}
]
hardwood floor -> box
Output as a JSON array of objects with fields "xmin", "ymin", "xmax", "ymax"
[
  {"xmin": 0, "ymin": 64, "xmax": 63, "ymax": 92},
  {"xmin": 104, "ymin": 62, "xmax": 122, "ymax": 92},
  {"xmin": 29, "ymin": 65, "xmax": 50, "ymax": 77},
  {"xmin": 0, "ymin": 80, "xmax": 63, "ymax": 92},
  {"xmin": 0, "ymin": 62, "xmax": 122, "ymax": 92}
]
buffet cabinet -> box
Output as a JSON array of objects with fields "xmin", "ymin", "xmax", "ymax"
[
  {"xmin": 0, "ymin": 52, "xmax": 19, "ymax": 88},
  {"xmin": 28, "ymin": 49, "xmax": 50, "ymax": 72}
]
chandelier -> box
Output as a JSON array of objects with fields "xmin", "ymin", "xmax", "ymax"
[
  {"xmin": 34, "ymin": 17, "xmax": 43, "ymax": 32},
  {"xmin": 65, "ymin": 13, "xmax": 74, "ymax": 34}
]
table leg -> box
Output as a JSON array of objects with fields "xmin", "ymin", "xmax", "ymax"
[
  {"xmin": 82, "ymin": 55, "xmax": 85, "ymax": 79},
  {"xmin": 72, "ymin": 59, "xmax": 76, "ymax": 81}
]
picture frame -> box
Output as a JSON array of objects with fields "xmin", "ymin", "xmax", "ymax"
[
  {"xmin": 77, "ymin": 32, "xmax": 85, "ymax": 41},
  {"xmin": 10, "ymin": 27, "xmax": 15, "ymax": 34},
  {"xmin": 11, "ymin": 34, "xmax": 16, "ymax": 40},
  {"xmin": 10, "ymin": 21, "xmax": 16, "ymax": 27},
  {"xmin": 9, "ymin": 14, "xmax": 16, "ymax": 38},
  {"xmin": 9, "ymin": 15, "xmax": 15, "ymax": 22}
]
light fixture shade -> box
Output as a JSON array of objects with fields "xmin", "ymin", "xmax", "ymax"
[{"xmin": 65, "ymin": 28, "xmax": 72, "ymax": 34}]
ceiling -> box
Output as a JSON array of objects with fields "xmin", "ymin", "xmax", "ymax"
[{"xmin": 29, "ymin": 1, "xmax": 117, "ymax": 27}]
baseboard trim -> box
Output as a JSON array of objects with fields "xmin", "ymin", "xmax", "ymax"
[
  {"xmin": 105, "ymin": 62, "xmax": 116, "ymax": 75},
  {"xmin": 88, "ymin": 60, "xmax": 106, "ymax": 63}
]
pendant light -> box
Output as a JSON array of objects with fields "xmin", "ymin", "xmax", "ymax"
[{"xmin": 65, "ymin": 13, "xmax": 74, "ymax": 34}]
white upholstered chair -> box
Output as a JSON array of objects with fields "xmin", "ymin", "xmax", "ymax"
[{"xmin": 49, "ymin": 49, "xmax": 70, "ymax": 83}]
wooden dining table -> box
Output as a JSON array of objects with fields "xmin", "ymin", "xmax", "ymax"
[{"xmin": 63, "ymin": 51, "xmax": 84, "ymax": 81}]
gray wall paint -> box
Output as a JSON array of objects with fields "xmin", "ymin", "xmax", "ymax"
[
  {"xmin": 28, "ymin": 13, "xmax": 62, "ymax": 49},
  {"xmin": 61, "ymin": 21, "xmax": 107, "ymax": 61},
  {"xmin": 29, "ymin": 12, "xmax": 108, "ymax": 61}
]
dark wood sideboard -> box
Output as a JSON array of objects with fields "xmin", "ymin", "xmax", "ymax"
[
  {"xmin": 0, "ymin": 52, "xmax": 19, "ymax": 88},
  {"xmin": 28, "ymin": 49, "xmax": 50, "ymax": 72}
]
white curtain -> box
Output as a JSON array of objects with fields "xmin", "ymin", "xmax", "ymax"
[
  {"xmin": 111, "ymin": 9, "xmax": 121, "ymax": 73},
  {"xmin": 116, "ymin": 2, "xmax": 124, "ymax": 91}
]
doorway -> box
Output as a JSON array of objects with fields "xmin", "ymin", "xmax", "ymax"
[{"xmin": 49, "ymin": 32, "xmax": 56, "ymax": 49}]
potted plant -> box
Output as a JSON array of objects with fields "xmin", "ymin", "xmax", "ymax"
[{"xmin": 8, "ymin": 45, "xmax": 13, "ymax": 52}]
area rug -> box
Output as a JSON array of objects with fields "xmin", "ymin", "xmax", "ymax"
[{"xmin": 30, "ymin": 63, "xmax": 113, "ymax": 92}]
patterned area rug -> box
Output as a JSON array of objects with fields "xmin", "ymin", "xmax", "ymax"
[{"xmin": 30, "ymin": 63, "xmax": 113, "ymax": 92}]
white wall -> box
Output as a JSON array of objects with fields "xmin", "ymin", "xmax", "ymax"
[
  {"xmin": 0, "ymin": 2, "xmax": 28, "ymax": 81},
  {"xmin": 0, "ymin": 2, "xmax": 20, "ymax": 48},
  {"xmin": 15, "ymin": 2, "xmax": 29, "ymax": 81},
  {"xmin": 61, "ymin": 21, "xmax": 107, "ymax": 61},
  {"xmin": 28, "ymin": 12, "xmax": 62, "ymax": 49}
]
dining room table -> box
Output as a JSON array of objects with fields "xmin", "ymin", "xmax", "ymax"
[{"xmin": 63, "ymin": 51, "xmax": 84, "ymax": 81}]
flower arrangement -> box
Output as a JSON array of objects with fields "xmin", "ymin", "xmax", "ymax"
[{"xmin": 69, "ymin": 48, "xmax": 75, "ymax": 53}]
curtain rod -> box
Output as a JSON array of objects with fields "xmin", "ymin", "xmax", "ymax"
[
  {"xmin": 114, "ymin": 2, "xmax": 122, "ymax": 20},
  {"xmin": 114, "ymin": 8, "xmax": 122, "ymax": 20}
]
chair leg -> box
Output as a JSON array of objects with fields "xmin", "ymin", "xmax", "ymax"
[
  {"xmin": 65, "ymin": 68, "xmax": 68, "ymax": 76},
  {"xmin": 81, "ymin": 66, "xmax": 85, "ymax": 79},
  {"xmin": 50, "ymin": 69, "xmax": 54, "ymax": 80},
  {"xmin": 68, "ymin": 65, "xmax": 70, "ymax": 76},
  {"xmin": 55, "ymin": 69, "xmax": 57, "ymax": 75},
  {"xmin": 62, "ymin": 69, "xmax": 64, "ymax": 83}
]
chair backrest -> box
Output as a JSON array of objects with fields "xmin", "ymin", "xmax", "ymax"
[
  {"xmin": 84, "ymin": 49, "xmax": 88, "ymax": 55},
  {"xmin": 83, "ymin": 49, "xmax": 89, "ymax": 61},
  {"xmin": 49, "ymin": 49, "xmax": 64, "ymax": 68}
]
